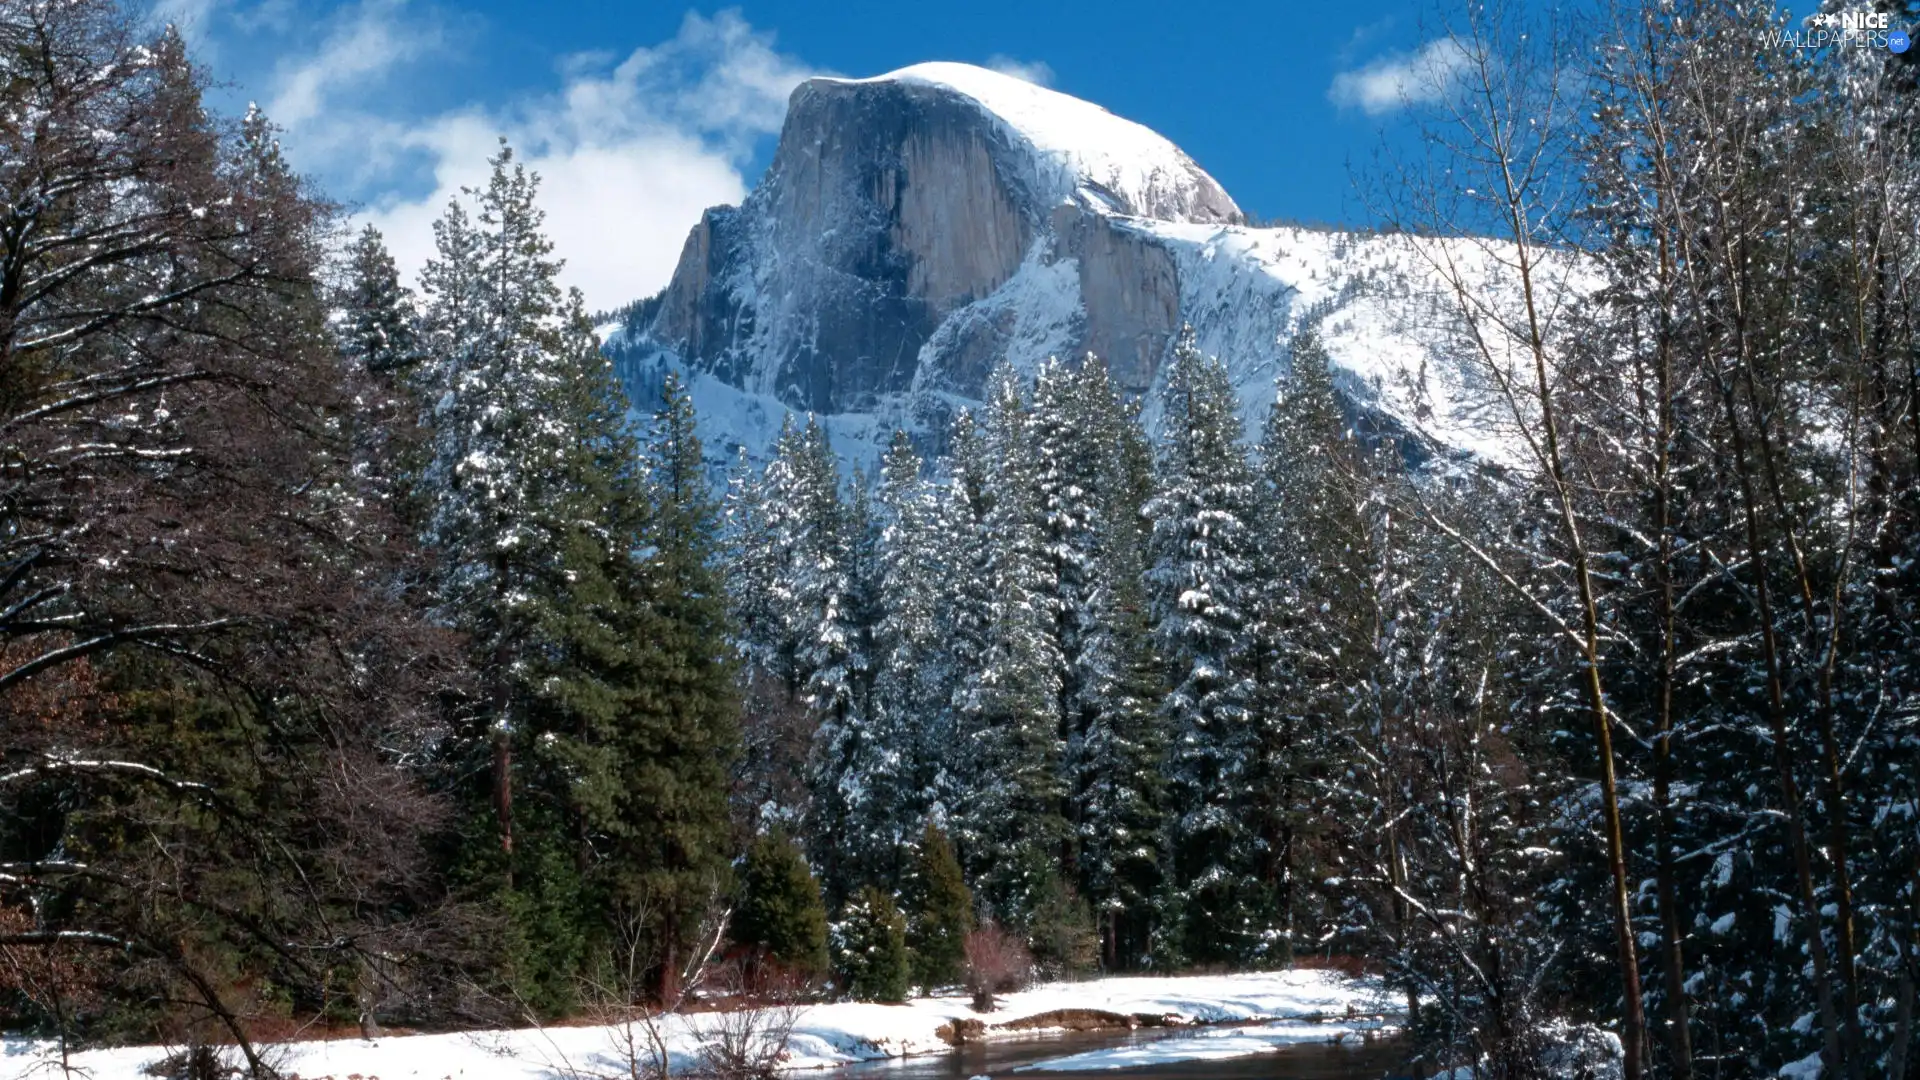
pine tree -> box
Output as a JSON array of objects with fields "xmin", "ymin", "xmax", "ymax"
[
  {"xmin": 332, "ymin": 223, "xmax": 428, "ymax": 536},
  {"xmin": 950, "ymin": 365, "xmax": 1069, "ymax": 928},
  {"xmin": 614, "ymin": 372, "xmax": 741, "ymax": 999},
  {"xmin": 870, "ymin": 433, "xmax": 950, "ymax": 840},
  {"xmin": 418, "ymin": 142, "xmax": 577, "ymax": 885},
  {"xmin": 833, "ymin": 887, "xmax": 911, "ymax": 1002},
  {"xmin": 1073, "ymin": 517, "xmax": 1166, "ymax": 971},
  {"xmin": 808, "ymin": 469, "xmax": 904, "ymax": 902},
  {"xmin": 734, "ymin": 831, "xmax": 831, "ymax": 978},
  {"xmin": 1027, "ymin": 876, "xmax": 1099, "ymax": 979},
  {"xmin": 725, "ymin": 434, "xmax": 788, "ymax": 688},
  {"xmin": 1032, "ymin": 358, "xmax": 1106, "ymax": 812},
  {"xmin": 902, "ymin": 823, "xmax": 975, "ymax": 988},
  {"xmin": 338, "ymin": 223, "xmax": 420, "ymax": 376},
  {"xmin": 931, "ymin": 410, "xmax": 996, "ymax": 827},
  {"xmin": 1250, "ymin": 327, "xmax": 1371, "ymax": 965},
  {"xmin": 1031, "ymin": 357, "xmax": 1166, "ymax": 970},
  {"xmin": 413, "ymin": 143, "xmax": 732, "ymax": 1007},
  {"xmin": 1146, "ymin": 327, "xmax": 1268, "ymax": 965}
]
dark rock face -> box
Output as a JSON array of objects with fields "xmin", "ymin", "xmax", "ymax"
[
  {"xmin": 1054, "ymin": 207, "xmax": 1181, "ymax": 393},
  {"xmin": 632, "ymin": 69, "xmax": 1240, "ymax": 416}
]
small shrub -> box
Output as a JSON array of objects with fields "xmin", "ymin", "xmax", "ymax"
[
  {"xmin": 141, "ymin": 1041, "xmax": 285, "ymax": 1080},
  {"xmin": 143, "ymin": 1045, "xmax": 232, "ymax": 1080},
  {"xmin": 833, "ymin": 887, "xmax": 910, "ymax": 1002},
  {"xmin": 1291, "ymin": 953, "xmax": 1374, "ymax": 979},
  {"xmin": 692, "ymin": 961, "xmax": 804, "ymax": 1080},
  {"xmin": 962, "ymin": 922, "xmax": 1031, "ymax": 1012}
]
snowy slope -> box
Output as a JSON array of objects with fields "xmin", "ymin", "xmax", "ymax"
[
  {"xmin": 0, "ymin": 970, "xmax": 1392, "ymax": 1079},
  {"xmin": 1133, "ymin": 220, "xmax": 1574, "ymax": 471}
]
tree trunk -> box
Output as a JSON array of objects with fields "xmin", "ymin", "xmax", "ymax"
[
  {"xmin": 1893, "ymin": 855, "xmax": 1920, "ymax": 1080},
  {"xmin": 1512, "ymin": 225, "xmax": 1647, "ymax": 1080},
  {"xmin": 1714, "ymin": 375, "xmax": 1846, "ymax": 1076},
  {"xmin": 492, "ymin": 720, "xmax": 513, "ymax": 880},
  {"xmin": 658, "ymin": 916, "xmax": 681, "ymax": 1007},
  {"xmin": 1739, "ymin": 345, "xmax": 1869, "ymax": 1080},
  {"xmin": 1386, "ymin": 815, "xmax": 1420, "ymax": 1027},
  {"xmin": 1651, "ymin": 228, "xmax": 1694, "ymax": 1080},
  {"xmin": 492, "ymin": 553, "xmax": 515, "ymax": 888}
]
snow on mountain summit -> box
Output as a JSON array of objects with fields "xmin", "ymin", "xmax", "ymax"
[{"xmin": 815, "ymin": 62, "xmax": 1243, "ymax": 225}]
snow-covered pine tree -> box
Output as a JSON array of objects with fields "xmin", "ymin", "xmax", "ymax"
[
  {"xmin": 738, "ymin": 415, "xmax": 852, "ymax": 706},
  {"xmin": 930, "ymin": 410, "xmax": 995, "ymax": 827},
  {"xmin": 951, "ymin": 365, "xmax": 1069, "ymax": 927},
  {"xmin": 417, "ymin": 142, "xmax": 579, "ymax": 883},
  {"xmin": 1032, "ymin": 358, "xmax": 1105, "ymax": 795},
  {"xmin": 725, "ymin": 436, "xmax": 785, "ymax": 684},
  {"xmin": 832, "ymin": 886, "xmax": 911, "ymax": 1002},
  {"xmin": 869, "ymin": 432, "xmax": 951, "ymax": 855},
  {"xmin": 1250, "ymin": 327, "xmax": 1371, "ymax": 965},
  {"xmin": 724, "ymin": 441, "xmax": 817, "ymax": 833},
  {"xmin": 806, "ymin": 468, "xmax": 898, "ymax": 902},
  {"xmin": 415, "ymin": 143, "xmax": 718, "ymax": 1008},
  {"xmin": 1036, "ymin": 358, "xmax": 1166, "ymax": 970},
  {"xmin": 332, "ymin": 223, "xmax": 427, "ymax": 533},
  {"xmin": 1146, "ymin": 327, "xmax": 1268, "ymax": 965},
  {"xmin": 338, "ymin": 224, "xmax": 421, "ymax": 376}
]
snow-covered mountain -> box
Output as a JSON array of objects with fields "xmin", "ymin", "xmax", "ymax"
[{"xmin": 605, "ymin": 61, "xmax": 1524, "ymax": 472}]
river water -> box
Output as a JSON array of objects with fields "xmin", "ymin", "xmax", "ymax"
[{"xmin": 832, "ymin": 1027, "xmax": 1411, "ymax": 1080}]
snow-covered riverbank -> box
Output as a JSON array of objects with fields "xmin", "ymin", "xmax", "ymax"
[{"xmin": 2, "ymin": 970, "xmax": 1394, "ymax": 1079}]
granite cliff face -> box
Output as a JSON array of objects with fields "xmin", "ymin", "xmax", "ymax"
[{"xmin": 609, "ymin": 62, "xmax": 1523, "ymax": 471}]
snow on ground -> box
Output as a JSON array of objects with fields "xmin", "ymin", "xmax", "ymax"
[
  {"xmin": 1011, "ymin": 1017, "xmax": 1397, "ymax": 1072},
  {"xmin": 0, "ymin": 970, "xmax": 1390, "ymax": 1080},
  {"xmin": 1777, "ymin": 1051, "xmax": 1825, "ymax": 1079}
]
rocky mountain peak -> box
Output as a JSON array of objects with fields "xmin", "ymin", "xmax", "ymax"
[{"xmin": 610, "ymin": 63, "xmax": 1520, "ymax": 476}]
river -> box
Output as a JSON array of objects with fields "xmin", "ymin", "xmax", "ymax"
[{"xmin": 832, "ymin": 1026, "xmax": 1411, "ymax": 1080}]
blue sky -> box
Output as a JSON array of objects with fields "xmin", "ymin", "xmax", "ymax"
[{"xmin": 153, "ymin": 1, "xmax": 1532, "ymax": 309}]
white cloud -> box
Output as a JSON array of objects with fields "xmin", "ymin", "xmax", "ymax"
[
  {"xmin": 1328, "ymin": 38, "xmax": 1474, "ymax": 115},
  {"xmin": 149, "ymin": 0, "xmax": 220, "ymax": 31},
  {"xmin": 268, "ymin": 0, "xmax": 440, "ymax": 130},
  {"xmin": 358, "ymin": 113, "xmax": 752, "ymax": 316},
  {"xmin": 985, "ymin": 54, "xmax": 1054, "ymax": 87},
  {"xmin": 210, "ymin": 6, "xmax": 816, "ymax": 312},
  {"xmin": 147, "ymin": 0, "xmax": 225, "ymax": 58},
  {"xmin": 358, "ymin": 10, "xmax": 816, "ymax": 311}
]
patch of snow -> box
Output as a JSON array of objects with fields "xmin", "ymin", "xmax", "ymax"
[
  {"xmin": 0, "ymin": 970, "xmax": 1391, "ymax": 1080},
  {"xmin": 1779, "ymin": 1050, "xmax": 1825, "ymax": 1079}
]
